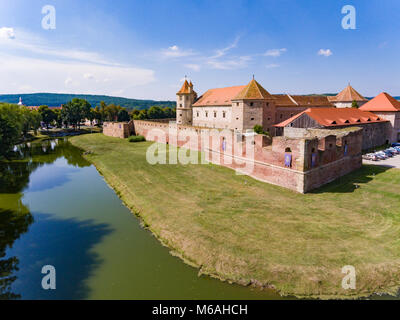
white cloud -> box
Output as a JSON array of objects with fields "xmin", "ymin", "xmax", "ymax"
[
  {"xmin": 207, "ymin": 56, "xmax": 251, "ymax": 70},
  {"xmin": 0, "ymin": 53, "xmax": 155, "ymax": 98},
  {"xmin": 206, "ymin": 36, "xmax": 251, "ymax": 70},
  {"xmin": 264, "ymin": 48, "xmax": 287, "ymax": 57},
  {"xmin": 0, "ymin": 27, "xmax": 15, "ymax": 40},
  {"xmin": 266, "ymin": 63, "xmax": 280, "ymax": 69},
  {"xmin": 0, "ymin": 29, "xmax": 116, "ymax": 65},
  {"xmin": 83, "ymin": 73, "xmax": 94, "ymax": 80},
  {"xmin": 0, "ymin": 28, "xmax": 156, "ymax": 98},
  {"xmin": 318, "ymin": 49, "xmax": 333, "ymax": 57},
  {"xmin": 211, "ymin": 36, "xmax": 240, "ymax": 59},
  {"xmin": 64, "ymin": 77, "xmax": 73, "ymax": 86},
  {"xmin": 161, "ymin": 45, "xmax": 195, "ymax": 58},
  {"xmin": 184, "ymin": 64, "xmax": 200, "ymax": 72}
]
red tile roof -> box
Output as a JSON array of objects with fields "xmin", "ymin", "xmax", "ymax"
[
  {"xmin": 331, "ymin": 85, "xmax": 367, "ymax": 102},
  {"xmin": 233, "ymin": 79, "xmax": 274, "ymax": 100},
  {"xmin": 359, "ymin": 92, "xmax": 400, "ymax": 112},
  {"xmin": 177, "ymin": 80, "xmax": 191, "ymax": 94},
  {"xmin": 193, "ymin": 85, "xmax": 246, "ymax": 106},
  {"xmin": 275, "ymin": 107, "xmax": 388, "ymax": 127}
]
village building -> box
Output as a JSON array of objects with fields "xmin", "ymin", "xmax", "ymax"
[
  {"xmin": 274, "ymin": 107, "xmax": 390, "ymax": 150},
  {"xmin": 328, "ymin": 84, "xmax": 368, "ymax": 108},
  {"xmin": 359, "ymin": 92, "xmax": 400, "ymax": 144}
]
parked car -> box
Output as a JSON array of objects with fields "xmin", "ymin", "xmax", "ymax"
[
  {"xmin": 375, "ymin": 151, "xmax": 388, "ymax": 160},
  {"xmin": 392, "ymin": 143, "xmax": 400, "ymax": 147},
  {"xmin": 394, "ymin": 146, "xmax": 400, "ymax": 152},
  {"xmin": 388, "ymin": 147, "xmax": 399, "ymax": 154},
  {"xmin": 383, "ymin": 149, "xmax": 394, "ymax": 157},
  {"xmin": 363, "ymin": 153, "xmax": 378, "ymax": 161}
]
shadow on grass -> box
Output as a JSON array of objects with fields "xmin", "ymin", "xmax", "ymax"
[
  {"xmin": 5, "ymin": 213, "xmax": 112, "ymax": 300},
  {"xmin": 310, "ymin": 165, "xmax": 392, "ymax": 194}
]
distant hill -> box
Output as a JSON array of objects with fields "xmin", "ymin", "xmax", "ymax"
[{"xmin": 0, "ymin": 93, "xmax": 176, "ymax": 110}]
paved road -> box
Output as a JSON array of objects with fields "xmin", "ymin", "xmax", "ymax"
[{"xmin": 363, "ymin": 155, "xmax": 400, "ymax": 168}]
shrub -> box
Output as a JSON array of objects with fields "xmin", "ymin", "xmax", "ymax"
[
  {"xmin": 128, "ymin": 135, "xmax": 145, "ymax": 143},
  {"xmin": 253, "ymin": 125, "xmax": 270, "ymax": 136}
]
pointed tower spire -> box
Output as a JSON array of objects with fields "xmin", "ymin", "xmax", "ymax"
[{"xmin": 233, "ymin": 78, "xmax": 274, "ymax": 100}]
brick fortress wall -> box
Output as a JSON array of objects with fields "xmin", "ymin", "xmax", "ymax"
[
  {"xmin": 103, "ymin": 121, "xmax": 134, "ymax": 139},
  {"xmin": 132, "ymin": 120, "xmax": 363, "ymax": 193}
]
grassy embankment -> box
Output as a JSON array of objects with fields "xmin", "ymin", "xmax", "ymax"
[{"xmin": 70, "ymin": 133, "xmax": 400, "ymax": 299}]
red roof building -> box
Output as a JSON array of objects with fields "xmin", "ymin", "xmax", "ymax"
[
  {"xmin": 359, "ymin": 92, "xmax": 400, "ymax": 112},
  {"xmin": 275, "ymin": 107, "xmax": 386, "ymax": 128},
  {"xmin": 275, "ymin": 107, "xmax": 390, "ymax": 150},
  {"xmin": 359, "ymin": 92, "xmax": 400, "ymax": 143},
  {"xmin": 328, "ymin": 84, "xmax": 367, "ymax": 108}
]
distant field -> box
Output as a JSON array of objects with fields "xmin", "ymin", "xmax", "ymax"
[
  {"xmin": 70, "ymin": 133, "xmax": 400, "ymax": 298},
  {"xmin": 0, "ymin": 93, "xmax": 175, "ymax": 110}
]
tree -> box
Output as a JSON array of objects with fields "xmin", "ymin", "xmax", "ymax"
[
  {"xmin": 130, "ymin": 109, "xmax": 140, "ymax": 120},
  {"xmin": 21, "ymin": 108, "xmax": 41, "ymax": 136},
  {"xmin": 104, "ymin": 104, "xmax": 120, "ymax": 121},
  {"xmin": 61, "ymin": 98, "xmax": 91, "ymax": 130},
  {"xmin": 130, "ymin": 106, "xmax": 177, "ymax": 120},
  {"xmin": 117, "ymin": 109, "xmax": 130, "ymax": 122},
  {"xmin": 253, "ymin": 124, "xmax": 270, "ymax": 136},
  {"xmin": 93, "ymin": 106, "xmax": 103, "ymax": 125},
  {"xmin": 162, "ymin": 107, "xmax": 175, "ymax": 118},
  {"xmin": 52, "ymin": 109, "xmax": 63, "ymax": 128},
  {"xmin": 351, "ymin": 100, "xmax": 359, "ymax": 108},
  {"xmin": 137, "ymin": 109, "xmax": 148, "ymax": 120},
  {"xmin": 38, "ymin": 105, "xmax": 56, "ymax": 129},
  {"xmin": 147, "ymin": 106, "xmax": 163, "ymax": 119},
  {"xmin": 99, "ymin": 101, "xmax": 107, "ymax": 122},
  {"xmin": 0, "ymin": 104, "xmax": 23, "ymax": 159}
]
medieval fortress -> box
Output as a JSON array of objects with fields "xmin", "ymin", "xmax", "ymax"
[{"xmin": 104, "ymin": 78, "xmax": 400, "ymax": 193}]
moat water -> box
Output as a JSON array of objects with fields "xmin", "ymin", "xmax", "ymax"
[{"xmin": 0, "ymin": 139, "xmax": 288, "ymax": 299}]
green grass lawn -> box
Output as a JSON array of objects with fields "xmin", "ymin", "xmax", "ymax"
[{"xmin": 70, "ymin": 133, "xmax": 400, "ymax": 298}]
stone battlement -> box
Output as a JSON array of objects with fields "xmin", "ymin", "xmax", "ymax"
[{"xmin": 103, "ymin": 121, "xmax": 134, "ymax": 139}]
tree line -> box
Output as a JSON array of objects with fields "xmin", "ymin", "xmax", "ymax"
[
  {"xmin": 40, "ymin": 100, "xmax": 176, "ymax": 127},
  {"xmin": 0, "ymin": 99, "xmax": 177, "ymax": 159},
  {"xmin": 0, "ymin": 103, "xmax": 41, "ymax": 159}
]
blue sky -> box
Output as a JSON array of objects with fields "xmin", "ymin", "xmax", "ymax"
[{"xmin": 0, "ymin": 0, "xmax": 399, "ymax": 100}]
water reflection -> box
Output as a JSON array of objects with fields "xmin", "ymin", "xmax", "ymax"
[
  {"xmin": 0, "ymin": 139, "xmax": 91, "ymax": 299},
  {"xmin": 0, "ymin": 208, "xmax": 33, "ymax": 299}
]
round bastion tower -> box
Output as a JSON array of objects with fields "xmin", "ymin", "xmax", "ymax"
[{"xmin": 176, "ymin": 79, "xmax": 197, "ymax": 125}]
